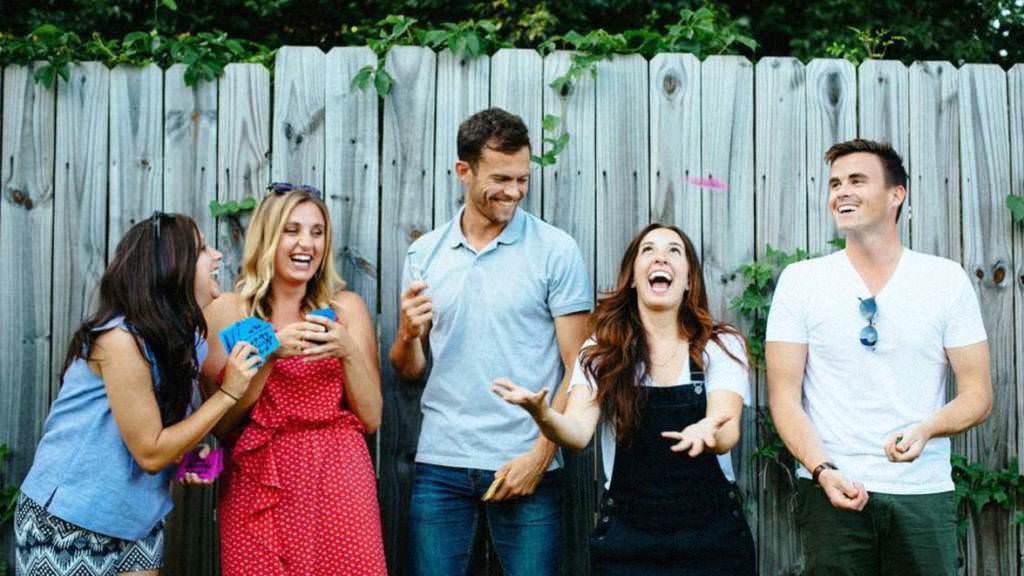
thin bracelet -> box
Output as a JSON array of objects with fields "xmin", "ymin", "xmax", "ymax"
[{"xmin": 219, "ymin": 387, "xmax": 241, "ymax": 402}]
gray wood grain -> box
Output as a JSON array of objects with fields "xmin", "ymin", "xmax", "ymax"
[
  {"xmin": 216, "ymin": 63, "xmax": 270, "ymax": 290},
  {"xmin": 272, "ymin": 46, "xmax": 326, "ymax": 188},
  {"xmin": 378, "ymin": 46, "xmax": 436, "ymax": 576},
  {"xmin": 52, "ymin": 63, "xmax": 108, "ymax": 398},
  {"xmin": 700, "ymin": 54, "xmax": 757, "ymax": 540},
  {"xmin": 650, "ymin": 53, "xmax": 701, "ymax": 250},
  {"xmin": 595, "ymin": 54, "xmax": 649, "ymax": 292},
  {"xmin": 0, "ymin": 63, "xmax": 55, "ymax": 569},
  {"xmin": 909, "ymin": 62, "xmax": 960, "ymax": 260},
  {"xmin": 859, "ymin": 60, "xmax": 911, "ymax": 244},
  {"xmin": 806, "ymin": 58, "xmax": 856, "ymax": 254},
  {"xmin": 163, "ymin": 64, "xmax": 217, "ymax": 239},
  {"xmin": 1010, "ymin": 63, "xmax": 1024, "ymax": 576},
  {"xmin": 325, "ymin": 47, "xmax": 379, "ymax": 322},
  {"xmin": 958, "ymin": 63, "xmax": 1016, "ymax": 576},
  {"xmin": 433, "ymin": 49, "xmax": 489, "ymax": 224},
  {"xmin": 754, "ymin": 55, "xmax": 807, "ymax": 576},
  {"xmin": 108, "ymin": 64, "xmax": 162, "ymax": 251}
]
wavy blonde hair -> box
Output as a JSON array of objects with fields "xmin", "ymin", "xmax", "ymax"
[{"xmin": 236, "ymin": 189, "xmax": 345, "ymax": 320}]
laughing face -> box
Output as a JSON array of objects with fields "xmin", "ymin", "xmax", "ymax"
[
  {"xmin": 273, "ymin": 201, "xmax": 326, "ymax": 285},
  {"xmin": 457, "ymin": 143, "xmax": 530, "ymax": 227},
  {"xmin": 193, "ymin": 232, "xmax": 223, "ymax": 308},
  {"xmin": 632, "ymin": 227, "xmax": 690, "ymax": 312},
  {"xmin": 828, "ymin": 152, "xmax": 905, "ymax": 235}
]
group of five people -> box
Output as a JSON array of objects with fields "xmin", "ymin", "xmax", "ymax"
[{"xmin": 14, "ymin": 107, "xmax": 991, "ymax": 576}]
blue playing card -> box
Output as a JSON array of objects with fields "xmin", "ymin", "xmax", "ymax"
[
  {"xmin": 309, "ymin": 307, "xmax": 337, "ymax": 322},
  {"xmin": 219, "ymin": 317, "xmax": 280, "ymax": 361}
]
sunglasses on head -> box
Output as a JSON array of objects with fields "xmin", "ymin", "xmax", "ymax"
[
  {"xmin": 150, "ymin": 210, "xmax": 169, "ymax": 276},
  {"xmin": 267, "ymin": 182, "xmax": 322, "ymax": 199},
  {"xmin": 858, "ymin": 296, "xmax": 878, "ymax": 349}
]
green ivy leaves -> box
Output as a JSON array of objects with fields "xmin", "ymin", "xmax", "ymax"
[
  {"xmin": 1007, "ymin": 195, "xmax": 1024, "ymax": 225},
  {"xmin": 209, "ymin": 197, "xmax": 257, "ymax": 218},
  {"xmin": 0, "ymin": 25, "xmax": 275, "ymax": 88}
]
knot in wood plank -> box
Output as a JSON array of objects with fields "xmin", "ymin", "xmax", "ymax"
[
  {"xmin": 9, "ymin": 188, "xmax": 34, "ymax": 209},
  {"xmin": 662, "ymin": 74, "xmax": 680, "ymax": 96},
  {"xmin": 991, "ymin": 262, "xmax": 1007, "ymax": 285}
]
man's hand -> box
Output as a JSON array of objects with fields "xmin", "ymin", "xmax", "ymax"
[
  {"xmin": 818, "ymin": 468, "xmax": 869, "ymax": 511},
  {"xmin": 486, "ymin": 444, "xmax": 551, "ymax": 502},
  {"xmin": 883, "ymin": 423, "xmax": 931, "ymax": 463},
  {"xmin": 398, "ymin": 281, "xmax": 432, "ymax": 342}
]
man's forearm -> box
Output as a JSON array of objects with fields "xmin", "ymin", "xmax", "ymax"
[
  {"xmin": 921, "ymin": 387, "xmax": 991, "ymax": 439},
  {"xmin": 388, "ymin": 334, "xmax": 427, "ymax": 381},
  {"xmin": 769, "ymin": 395, "xmax": 830, "ymax": 472}
]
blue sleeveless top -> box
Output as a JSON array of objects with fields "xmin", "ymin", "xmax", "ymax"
[{"xmin": 20, "ymin": 316, "xmax": 208, "ymax": 540}]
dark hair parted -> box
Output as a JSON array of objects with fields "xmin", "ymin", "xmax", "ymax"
[
  {"xmin": 457, "ymin": 107, "xmax": 531, "ymax": 168},
  {"xmin": 580, "ymin": 223, "xmax": 748, "ymax": 443},
  {"xmin": 63, "ymin": 213, "xmax": 207, "ymax": 426},
  {"xmin": 825, "ymin": 138, "xmax": 908, "ymax": 222}
]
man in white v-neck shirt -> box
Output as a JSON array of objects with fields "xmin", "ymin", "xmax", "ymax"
[{"xmin": 766, "ymin": 139, "xmax": 992, "ymax": 575}]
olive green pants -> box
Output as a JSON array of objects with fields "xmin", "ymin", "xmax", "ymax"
[{"xmin": 796, "ymin": 479, "xmax": 958, "ymax": 576}]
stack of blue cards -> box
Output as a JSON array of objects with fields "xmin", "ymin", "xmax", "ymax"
[
  {"xmin": 219, "ymin": 317, "xmax": 280, "ymax": 363},
  {"xmin": 308, "ymin": 307, "xmax": 337, "ymax": 322}
]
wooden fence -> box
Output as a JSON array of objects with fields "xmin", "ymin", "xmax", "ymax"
[{"xmin": 1, "ymin": 47, "xmax": 1022, "ymax": 575}]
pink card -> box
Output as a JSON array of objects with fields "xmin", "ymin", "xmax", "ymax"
[{"xmin": 175, "ymin": 446, "xmax": 224, "ymax": 482}]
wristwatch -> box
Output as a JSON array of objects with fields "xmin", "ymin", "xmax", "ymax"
[{"xmin": 811, "ymin": 461, "xmax": 838, "ymax": 486}]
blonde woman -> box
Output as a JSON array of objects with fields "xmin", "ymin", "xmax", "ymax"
[{"xmin": 201, "ymin": 183, "xmax": 386, "ymax": 575}]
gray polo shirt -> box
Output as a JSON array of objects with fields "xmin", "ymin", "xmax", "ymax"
[{"xmin": 402, "ymin": 206, "xmax": 593, "ymax": 471}]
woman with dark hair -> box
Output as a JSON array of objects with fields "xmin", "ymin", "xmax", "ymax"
[
  {"xmin": 15, "ymin": 213, "xmax": 261, "ymax": 576},
  {"xmin": 493, "ymin": 223, "xmax": 756, "ymax": 575}
]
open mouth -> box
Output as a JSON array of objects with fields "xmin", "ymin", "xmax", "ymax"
[
  {"xmin": 290, "ymin": 254, "xmax": 314, "ymax": 270},
  {"xmin": 837, "ymin": 204, "xmax": 858, "ymax": 214},
  {"xmin": 648, "ymin": 270, "xmax": 673, "ymax": 294}
]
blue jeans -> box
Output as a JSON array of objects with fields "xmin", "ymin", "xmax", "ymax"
[{"xmin": 409, "ymin": 463, "xmax": 560, "ymax": 576}]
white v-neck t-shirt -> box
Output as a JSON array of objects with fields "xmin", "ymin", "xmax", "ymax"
[
  {"xmin": 766, "ymin": 248, "xmax": 987, "ymax": 494},
  {"xmin": 568, "ymin": 334, "xmax": 751, "ymax": 489}
]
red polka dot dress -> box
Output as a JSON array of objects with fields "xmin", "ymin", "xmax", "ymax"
[{"xmin": 219, "ymin": 356, "xmax": 387, "ymax": 575}]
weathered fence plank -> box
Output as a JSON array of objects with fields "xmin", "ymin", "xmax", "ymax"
[
  {"xmin": 859, "ymin": 60, "xmax": 911, "ymax": 244},
  {"xmin": 108, "ymin": 64, "xmax": 162, "ymax": 250},
  {"xmin": 543, "ymin": 51, "xmax": 596, "ymax": 276},
  {"xmin": 325, "ymin": 46, "xmax": 380, "ymax": 346},
  {"xmin": 162, "ymin": 64, "xmax": 220, "ymax": 576},
  {"xmin": 216, "ymin": 63, "xmax": 271, "ymax": 289},
  {"xmin": 909, "ymin": 62, "xmax": 960, "ymax": 260},
  {"xmin": 272, "ymin": 46, "xmax": 325, "ymax": 189},
  {"xmin": 596, "ymin": 54, "xmax": 648, "ymax": 290},
  {"xmin": 0, "ymin": 63, "xmax": 55, "ymax": 569},
  {"xmin": 1009, "ymin": 63, "xmax": 1024, "ymax": 576},
  {"xmin": 805, "ymin": 58, "xmax": 855, "ymax": 254},
  {"xmin": 52, "ymin": 63, "xmax": 108, "ymax": 398},
  {"xmin": 755, "ymin": 55, "xmax": 807, "ymax": 576},
  {"xmin": 650, "ymin": 53, "xmax": 701, "ymax": 249},
  {"xmin": 163, "ymin": 65, "xmax": 217, "ymax": 238},
  {"xmin": 542, "ymin": 49, "xmax": 599, "ymax": 576},
  {"xmin": 434, "ymin": 49, "xmax": 489, "ymax": 224},
  {"xmin": 700, "ymin": 54, "xmax": 757, "ymax": 538},
  {"xmin": 379, "ymin": 46, "xmax": 436, "ymax": 576},
  {"xmin": 958, "ymin": 63, "xmax": 1016, "ymax": 576},
  {"xmin": 490, "ymin": 49, "xmax": 543, "ymax": 217}
]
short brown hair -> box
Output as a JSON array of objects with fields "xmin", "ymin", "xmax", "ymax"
[
  {"xmin": 457, "ymin": 107, "xmax": 530, "ymax": 168},
  {"xmin": 825, "ymin": 138, "xmax": 908, "ymax": 222}
]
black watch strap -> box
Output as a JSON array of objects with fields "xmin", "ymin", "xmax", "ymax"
[{"xmin": 811, "ymin": 461, "xmax": 838, "ymax": 485}]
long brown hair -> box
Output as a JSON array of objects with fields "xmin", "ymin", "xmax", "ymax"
[
  {"xmin": 63, "ymin": 213, "xmax": 207, "ymax": 425},
  {"xmin": 580, "ymin": 223, "xmax": 747, "ymax": 442}
]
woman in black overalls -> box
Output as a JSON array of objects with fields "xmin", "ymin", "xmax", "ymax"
[{"xmin": 493, "ymin": 223, "xmax": 756, "ymax": 575}]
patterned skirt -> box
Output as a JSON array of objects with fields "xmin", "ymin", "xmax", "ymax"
[{"xmin": 14, "ymin": 494, "xmax": 164, "ymax": 575}]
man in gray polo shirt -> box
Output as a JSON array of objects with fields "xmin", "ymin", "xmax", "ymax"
[{"xmin": 389, "ymin": 107, "xmax": 592, "ymax": 576}]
